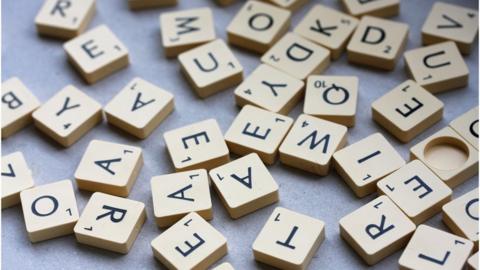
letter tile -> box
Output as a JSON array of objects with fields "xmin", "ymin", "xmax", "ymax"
[
  {"xmin": 212, "ymin": 262, "xmax": 235, "ymax": 270},
  {"xmin": 468, "ymin": 252, "xmax": 478, "ymax": 270},
  {"xmin": 341, "ymin": 0, "xmax": 399, "ymax": 18},
  {"xmin": 2, "ymin": 152, "xmax": 34, "ymax": 209},
  {"xmin": 449, "ymin": 106, "xmax": 478, "ymax": 150},
  {"xmin": 264, "ymin": 0, "xmax": 308, "ymax": 11},
  {"xmin": 129, "ymin": 0, "xmax": 177, "ymax": 10}
]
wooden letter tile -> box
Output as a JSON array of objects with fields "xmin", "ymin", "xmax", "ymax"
[
  {"xmin": 1, "ymin": 77, "xmax": 41, "ymax": 139},
  {"xmin": 64, "ymin": 25, "xmax": 129, "ymax": 84},
  {"xmin": 339, "ymin": 195, "xmax": 416, "ymax": 265},
  {"xmin": 279, "ymin": 114, "xmax": 348, "ymax": 175},
  {"xmin": 32, "ymin": 85, "xmax": 102, "ymax": 147},
  {"xmin": 234, "ymin": 64, "xmax": 304, "ymax": 115},
  {"xmin": 261, "ymin": 32, "xmax": 331, "ymax": 80},
  {"xmin": 2, "ymin": 152, "xmax": 34, "ymax": 209},
  {"xmin": 163, "ymin": 119, "xmax": 229, "ymax": 171},
  {"xmin": 303, "ymin": 75, "xmax": 358, "ymax": 127},
  {"xmin": 333, "ymin": 133, "xmax": 405, "ymax": 197},
  {"xmin": 129, "ymin": 0, "xmax": 177, "ymax": 10},
  {"xmin": 341, "ymin": 0, "xmax": 399, "ymax": 18},
  {"xmin": 252, "ymin": 207, "xmax": 325, "ymax": 270},
  {"xmin": 372, "ymin": 80, "xmax": 444, "ymax": 142},
  {"xmin": 213, "ymin": 262, "xmax": 235, "ymax": 270},
  {"xmin": 399, "ymin": 225, "xmax": 474, "ymax": 270},
  {"xmin": 422, "ymin": 2, "xmax": 478, "ymax": 54},
  {"xmin": 449, "ymin": 106, "xmax": 478, "ymax": 150},
  {"xmin": 20, "ymin": 180, "xmax": 79, "ymax": 242},
  {"xmin": 151, "ymin": 169, "xmax": 212, "ymax": 227},
  {"xmin": 294, "ymin": 4, "xmax": 359, "ymax": 60},
  {"xmin": 404, "ymin": 41, "xmax": 469, "ymax": 93},
  {"xmin": 74, "ymin": 192, "xmax": 146, "ymax": 254},
  {"xmin": 151, "ymin": 212, "xmax": 227, "ymax": 270},
  {"xmin": 410, "ymin": 127, "xmax": 478, "ymax": 188},
  {"xmin": 104, "ymin": 77, "xmax": 174, "ymax": 139},
  {"xmin": 227, "ymin": 1, "xmax": 291, "ymax": 54},
  {"xmin": 178, "ymin": 39, "xmax": 243, "ymax": 98},
  {"xmin": 35, "ymin": 0, "xmax": 95, "ymax": 39},
  {"xmin": 224, "ymin": 105, "xmax": 293, "ymax": 165},
  {"xmin": 347, "ymin": 16, "xmax": 408, "ymax": 70},
  {"xmin": 468, "ymin": 252, "xmax": 478, "ymax": 270},
  {"xmin": 209, "ymin": 153, "xmax": 279, "ymax": 219}
]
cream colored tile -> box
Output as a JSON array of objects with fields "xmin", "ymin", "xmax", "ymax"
[
  {"xmin": 341, "ymin": 0, "xmax": 399, "ymax": 18},
  {"xmin": 1, "ymin": 77, "xmax": 41, "ymax": 139},
  {"xmin": 378, "ymin": 160, "xmax": 452, "ymax": 225},
  {"xmin": 261, "ymin": 32, "xmax": 331, "ymax": 80},
  {"xmin": 303, "ymin": 75, "xmax": 358, "ymax": 127},
  {"xmin": 20, "ymin": 180, "xmax": 79, "ymax": 243},
  {"xmin": 178, "ymin": 39, "xmax": 243, "ymax": 98},
  {"xmin": 372, "ymin": 80, "xmax": 444, "ymax": 142},
  {"xmin": 264, "ymin": 0, "xmax": 308, "ymax": 11},
  {"xmin": 151, "ymin": 212, "xmax": 227, "ymax": 270},
  {"xmin": 449, "ymin": 106, "xmax": 478, "ymax": 150},
  {"xmin": 209, "ymin": 153, "xmax": 279, "ymax": 219},
  {"xmin": 339, "ymin": 195, "xmax": 416, "ymax": 265},
  {"xmin": 333, "ymin": 133, "xmax": 405, "ymax": 197},
  {"xmin": 442, "ymin": 188, "xmax": 478, "ymax": 248},
  {"xmin": 32, "ymin": 85, "xmax": 102, "ymax": 147},
  {"xmin": 160, "ymin": 8, "xmax": 215, "ymax": 57},
  {"xmin": 294, "ymin": 4, "xmax": 359, "ymax": 60},
  {"xmin": 224, "ymin": 105, "xmax": 293, "ymax": 165},
  {"xmin": 234, "ymin": 64, "xmax": 304, "ymax": 115},
  {"xmin": 468, "ymin": 252, "xmax": 478, "ymax": 270},
  {"xmin": 422, "ymin": 2, "xmax": 478, "ymax": 54},
  {"xmin": 399, "ymin": 225, "xmax": 474, "ymax": 270},
  {"xmin": 2, "ymin": 152, "xmax": 34, "ymax": 209},
  {"xmin": 35, "ymin": 0, "xmax": 95, "ymax": 39},
  {"xmin": 164, "ymin": 119, "xmax": 230, "ymax": 171},
  {"xmin": 64, "ymin": 25, "xmax": 129, "ymax": 84},
  {"xmin": 253, "ymin": 207, "xmax": 325, "ymax": 270},
  {"xmin": 104, "ymin": 77, "xmax": 174, "ymax": 139},
  {"xmin": 410, "ymin": 127, "xmax": 478, "ymax": 188},
  {"xmin": 279, "ymin": 114, "xmax": 348, "ymax": 175},
  {"xmin": 347, "ymin": 16, "xmax": 408, "ymax": 70},
  {"xmin": 74, "ymin": 192, "xmax": 146, "ymax": 254},
  {"xmin": 227, "ymin": 1, "xmax": 291, "ymax": 54},
  {"xmin": 74, "ymin": 140, "xmax": 143, "ymax": 197},
  {"xmin": 404, "ymin": 41, "xmax": 469, "ymax": 94},
  {"xmin": 151, "ymin": 169, "xmax": 212, "ymax": 228},
  {"xmin": 129, "ymin": 0, "xmax": 177, "ymax": 10},
  {"xmin": 212, "ymin": 262, "xmax": 235, "ymax": 270}
]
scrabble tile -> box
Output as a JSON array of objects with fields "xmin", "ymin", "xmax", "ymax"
[
  {"xmin": 20, "ymin": 180, "xmax": 79, "ymax": 243},
  {"xmin": 128, "ymin": 0, "xmax": 177, "ymax": 10},
  {"xmin": 35, "ymin": 0, "xmax": 95, "ymax": 39},
  {"xmin": 339, "ymin": 195, "xmax": 416, "ymax": 265},
  {"xmin": 164, "ymin": 119, "xmax": 229, "ymax": 172},
  {"xmin": 64, "ymin": 25, "xmax": 129, "ymax": 84},
  {"xmin": 74, "ymin": 140, "xmax": 143, "ymax": 197},
  {"xmin": 449, "ymin": 106, "xmax": 479, "ymax": 150},
  {"xmin": 224, "ymin": 105, "xmax": 293, "ymax": 165},
  {"xmin": 372, "ymin": 80, "xmax": 444, "ymax": 142},
  {"xmin": 227, "ymin": 1, "xmax": 291, "ymax": 54},
  {"xmin": 1, "ymin": 77, "xmax": 41, "ymax": 139},
  {"xmin": 151, "ymin": 169, "xmax": 212, "ymax": 227},
  {"xmin": 151, "ymin": 212, "xmax": 227, "ymax": 270},
  {"xmin": 399, "ymin": 225, "xmax": 474, "ymax": 270},
  {"xmin": 377, "ymin": 160, "xmax": 452, "ymax": 225},
  {"xmin": 468, "ymin": 252, "xmax": 478, "ymax": 270},
  {"xmin": 160, "ymin": 8, "xmax": 216, "ymax": 57},
  {"xmin": 347, "ymin": 16, "xmax": 409, "ymax": 70},
  {"xmin": 104, "ymin": 77, "xmax": 174, "ymax": 139},
  {"xmin": 404, "ymin": 41, "xmax": 469, "ymax": 94},
  {"xmin": 252, "ymin": 207, "xmax": 325, "ymax": 270},
  {"xmin": 422, "ymin": 2, "xmax": 478, "ymax": 55},
  {"xmin": 293, "ymin": 4, "xmax": 359, "ymax": 60},
  {"xmin": 442, "ymin": 188, "xmax": 478, "ymax": 248},
  {"xmin": 2, "ymin": 152, "xmax": 34, "ymax": 209},
  {"xmin": 303, "ymin": 75, "xmax": 358, "ymax": 127},
  {"xmin": 279, "ymin": 114, "xmax": 348, "ymax": 175},
  {"xmin": 178, "ymin": 39, "xmax": 243, "ymax": 98},
  {"xmin": 213, "ymin": 262, "xmax": 235, "ymax": 270},
  {"xmin": 333, "ymin": 133, "xmax": 405, "ymax": 197},
  {"xmin": 264, "ymin": 0, "xmax": 308, "ymax": 11},
  {"xmin": 74, "ymin": 192, "xmax": 146, "ymax": 254},
  {"xmin": 32, "ymin": 85, "xmax": 102, "ymax": 147},
  {"xmin": 261, "ymin": 32, "xmax": 331, "ymax": 80},
  {"xmin": 209, "ymin": 153, "xmax": 279, "ymax": 219},
  {"xmin": 234, "ymin": 64, "xmax": 304, "ymax": 115},
  {"xmin": 410, "ymin": 127, "xmax": 478, "ymax": 188},
  {"xmin": 341, "ymin": 0, "xmax": 399, "ymax": 18}
]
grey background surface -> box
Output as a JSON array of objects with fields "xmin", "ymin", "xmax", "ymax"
[{"xmin": 2, "ymin": 0, "xmax": 479, "ymax": 269}]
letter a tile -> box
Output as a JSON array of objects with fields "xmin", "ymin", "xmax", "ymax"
[{"xmin": 2, "ymin": 152, "xmax": 34, "ymax": 209}]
